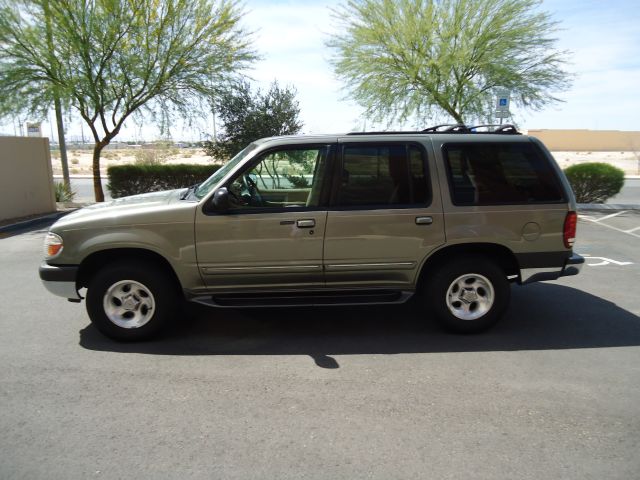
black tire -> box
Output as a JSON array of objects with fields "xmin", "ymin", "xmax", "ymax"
[
  {"xmin": 86, "ymin": 261, "xmax": 179, "ymax": 341},
  {"xmin": 423, "ymin": 255, "xmax": 510, "ymax": 333}
]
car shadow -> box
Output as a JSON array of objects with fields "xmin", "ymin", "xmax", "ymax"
[{"xmin": 79, "ymin": 282, "xmax": 640, "ymax": 368}]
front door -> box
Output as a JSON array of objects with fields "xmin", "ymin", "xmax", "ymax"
[
  {"xmin": 323, "ymin": 141, "xmax": 446, "ymax": 289},
  {"xmin": 195, "ymin": 144, "xmax": 333, "ymax": 292}
]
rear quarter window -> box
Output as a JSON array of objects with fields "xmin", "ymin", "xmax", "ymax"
[{"xmin": 443, "ymin": 142, "xmax": 565, "ymax": 205}]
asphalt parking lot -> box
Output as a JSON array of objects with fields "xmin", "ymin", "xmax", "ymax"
[{"xmin": 1, "ymin": 214, "xmax": 639, "ymax": 479}]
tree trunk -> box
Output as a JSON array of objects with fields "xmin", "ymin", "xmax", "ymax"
[
  {"xmin": 92, "ymin": 144, "xmax": 105, "ymax": 202},
  {"xmin": 44, "ymin": 0, "xmax": 70, "ymax": 188},
  {"xmin": 54, "ymin": 97, "xmax": 70, "ymax": 188}
]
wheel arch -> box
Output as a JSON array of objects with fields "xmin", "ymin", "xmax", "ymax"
[
  {"xmin": 417, "ymin": 242, "xmax": 519, "ymax": 287},
  {"xmin": 77, "ymin": 248, "xmax": 183, "ymax": 295}
]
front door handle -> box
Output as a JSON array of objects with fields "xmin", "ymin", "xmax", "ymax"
[
  {"xmin": 415, "ymin": 216, "xmax": 433, "ymax": 225},
  {"xmin": 296, "ymin": 219, "xmax": 315, "ymax": 228}
]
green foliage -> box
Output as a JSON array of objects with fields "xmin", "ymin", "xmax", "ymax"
[
  {"xmin": 53, "ymin": 181, "xmax": 76, "ymax": 202},
  {"xmin": 327, "ymin": 0, "xmax": 571, "ymax": 124},
  {"xmin": 283, "ymin": 174, "xmax": 310, "ymax": 188},
  {"xmin": 107, "ymin": 164, "xmax": 221, "ymax": 198},
  {"xmin": 564, "ymin": 163, "xmax": 625, "ymax": 204},
  {"xmin": 203, "ymin": 81, "xmax": 303, "ymax": 161},
  {"xmin": 0, "ymin": 0, "xmax": 257, "ymax": 201}
]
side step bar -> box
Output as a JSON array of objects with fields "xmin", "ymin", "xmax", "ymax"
[{"xmin": 190, "ymin": 289, "xmax": 414, "ymax": 308}]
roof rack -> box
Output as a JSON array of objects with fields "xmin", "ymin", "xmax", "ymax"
[
  {"xmin": 470, "ymin": 124, "xmax": 520, "ymax": 134},
  {"xmin": 421, "ymin": 124, "xmax": 469, "ymax": 132},
  {"xmin": 346, "ymin": 123, "xmax": 520, "ymax": 135}
]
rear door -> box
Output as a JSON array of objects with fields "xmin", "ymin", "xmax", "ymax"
[{"xmin": 323, "ymin": 139, "xmax": 446, "ymax": 289}]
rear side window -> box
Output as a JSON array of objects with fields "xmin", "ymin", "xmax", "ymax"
[
  {"xmin": 443, "ymin": 142, "xmax": 564, "ymax": 205},
  {"xmin": 336, "ymin": 144, "xmax": 429, "ymax": 207}
]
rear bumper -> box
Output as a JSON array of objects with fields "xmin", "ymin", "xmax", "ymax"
[
  {"xmin": 520, "ymin": 253, "xmax": 584, "ymax": 284},
  {"xmin": 39, "ymin": 263, "xmax": 81, "ymax": 300}
]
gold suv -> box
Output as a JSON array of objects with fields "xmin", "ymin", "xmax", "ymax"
[{"xmin": 40, "ymin": 124, "xmax": 584, "ymax": 340}]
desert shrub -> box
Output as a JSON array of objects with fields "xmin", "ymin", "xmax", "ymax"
[
  {"xmin": 564, "ymin": 162, "xmax": 625, "ymax": 203},
  {"xmin": 107, "ymin": 164, "xmax": 221, "ymax": 198},
  {"xmin": 54, "ymin": 182, "xmax": 76, "ymax": 202},
  {"xmin": 134, "ymin": 149, "xmax": 167, "ymax": 165}
]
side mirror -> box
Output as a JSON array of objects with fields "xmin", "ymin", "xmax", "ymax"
[{"xmin": 211, "ymin": 187, "xmax": 230, "ymax": 211}]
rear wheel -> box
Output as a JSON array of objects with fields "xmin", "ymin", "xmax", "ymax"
[
  {"xmin": 86, "ymin": 261, "xmax": 179, "ymax": 341},
  {"xmin": 424, "ymin": 255, "xmax": 510, "ymax": 333}
]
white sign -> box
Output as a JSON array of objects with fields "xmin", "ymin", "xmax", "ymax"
[
  {"xmin": 495, "ymin": 89, "xmax": 511, "ymax": 117},
  {"xmin": 26, "ymin": 122, "xmax": 42, "ymax": 137}
]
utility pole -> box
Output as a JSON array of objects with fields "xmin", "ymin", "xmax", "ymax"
[{"xmin": 43, "ymin": 0, "xmax": 70, "ymax": 188}]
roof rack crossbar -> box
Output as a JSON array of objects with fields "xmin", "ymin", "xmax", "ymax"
[
  {"xmin": 467, "ymin": 124, "xmax": 520, "ymax": 134},
  {"xmin": 421, "ymin": 124, "xmax": 460, "ymax": 132}
]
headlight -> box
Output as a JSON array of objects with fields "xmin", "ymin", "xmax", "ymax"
[{"xmin": 44, "ymin": 232, "xmax": 64, "ymax": 258}]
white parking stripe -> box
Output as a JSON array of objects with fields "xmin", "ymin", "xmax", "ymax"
[
  {"xmin": 593, "ymin": 211, "xmax": 627, "ymax": 222},
  {"xmin": 625, "ymin": 226, "xmax": 640, "ymax": 233},
  {"xmin": 580, "ymin": 216, "xmax": 640, "ymax": 238}
]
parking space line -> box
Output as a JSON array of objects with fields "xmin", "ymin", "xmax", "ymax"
[
  {"xmin": 625, "ymin": 226, "xmax": 640, "ymax": 233},
  {"xmin": 593, "ymin": 211, "xmax": 627, "ymax": 222},
  {"xmin": 580, "ymin": 216, "xmax": 640, "ymax": 239}
]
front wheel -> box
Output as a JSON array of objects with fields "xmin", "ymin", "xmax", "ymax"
[
  {"xmin": 86, "ymin": 261, "xmax": 179, "ymax": 341},
  {"xmin": 424, "ymin": 256, "xmax": 510, "ymax": 333}
]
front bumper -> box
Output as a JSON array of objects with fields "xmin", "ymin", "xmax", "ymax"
[
  {"xmin": 520, "ymin": 253, "xmax": 585, "ymax": 284},
  {"xmin": 39, "ymin": 262, "xmax": 81, "ymax": 300}
]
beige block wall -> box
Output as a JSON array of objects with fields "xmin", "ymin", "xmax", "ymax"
[
  {"xmin": 0, "ymin": 137, "xmax": 56, "ymax": 221},
  {"xmin": 527, "ymin": 129, "xmax": 640, "ymax": 152}
]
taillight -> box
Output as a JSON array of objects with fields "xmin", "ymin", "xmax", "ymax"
[{"xmin": 563, "ymin": 211, "xmax": 577, "ymax": 249}]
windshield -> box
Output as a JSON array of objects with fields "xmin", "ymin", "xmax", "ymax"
[{"xmin": 194, "ymin": 144, "xmax": 259, "ymax": 200}]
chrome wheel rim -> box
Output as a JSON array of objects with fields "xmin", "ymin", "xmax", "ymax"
[
  {"xmin": 103, "ymin": 280, "xmax": 155, "ymax": 329},
  {"xmin": 446, "ymin": 273, "xmax": 495, "ymax": 321}
]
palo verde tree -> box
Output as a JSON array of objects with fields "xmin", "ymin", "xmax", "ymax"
[
  {"xmin": 327, "ymin": 0, "xmax": 571, "ymax": 125},
  {"xmin": 0, "ymin": 0, "xmax": 257, "ymax": 201},
  {"xmin": 204, "ymin": 80, "xmax": 303, "ymax": 161}
]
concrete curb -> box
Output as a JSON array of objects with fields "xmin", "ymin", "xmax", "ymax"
[
  {"xmin": 0, "ymin": 210, "xmax": 75, "ymax": 234},
  {"xmin": 578, "ymin": 203, "xmax": 640, "ymax": 212},
  {"xmin": 52, "ymin": 174, "xmax": 97, "ymax": 179}
]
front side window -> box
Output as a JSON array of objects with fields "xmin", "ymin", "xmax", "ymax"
[
  {"xmin": 195, "ymin": 143, "xmax": 258, "ymax": 200},
  {"xmin": 336, "ymin": 144, "xmax": 429, "ymax": 207},
  {"xmin": 226, "ymin": 146, "xmax": 330, "ymax": 210},
  {"xmin": 444, "ymin": 142, "xmax": 564, "ymax": 205}
]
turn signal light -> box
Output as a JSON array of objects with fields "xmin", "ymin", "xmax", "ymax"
[
  {"xmin": 44, "ymin": 232, "xmax": 64, "ymax": 258},
  {"xmin": 563, "ymin": 211, "xmax": 577, "ymax": 249}
]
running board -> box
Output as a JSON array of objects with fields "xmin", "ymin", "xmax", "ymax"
[{"xmin": 190, "ymin": 289, "xmax": 414, "ymax": 308}]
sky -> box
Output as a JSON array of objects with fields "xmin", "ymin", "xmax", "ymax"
[{"xmin": 2, "ymin": 0, "xmax": 640, "ymax": 141}]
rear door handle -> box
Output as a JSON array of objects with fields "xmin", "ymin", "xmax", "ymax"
[
  {"xmin": 415, "ymin": 216, "xmax": 433, "ymax": 225},
  {"xmin": 296, "ymin": 219, "xmax": 315, "ymax": 228}
]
